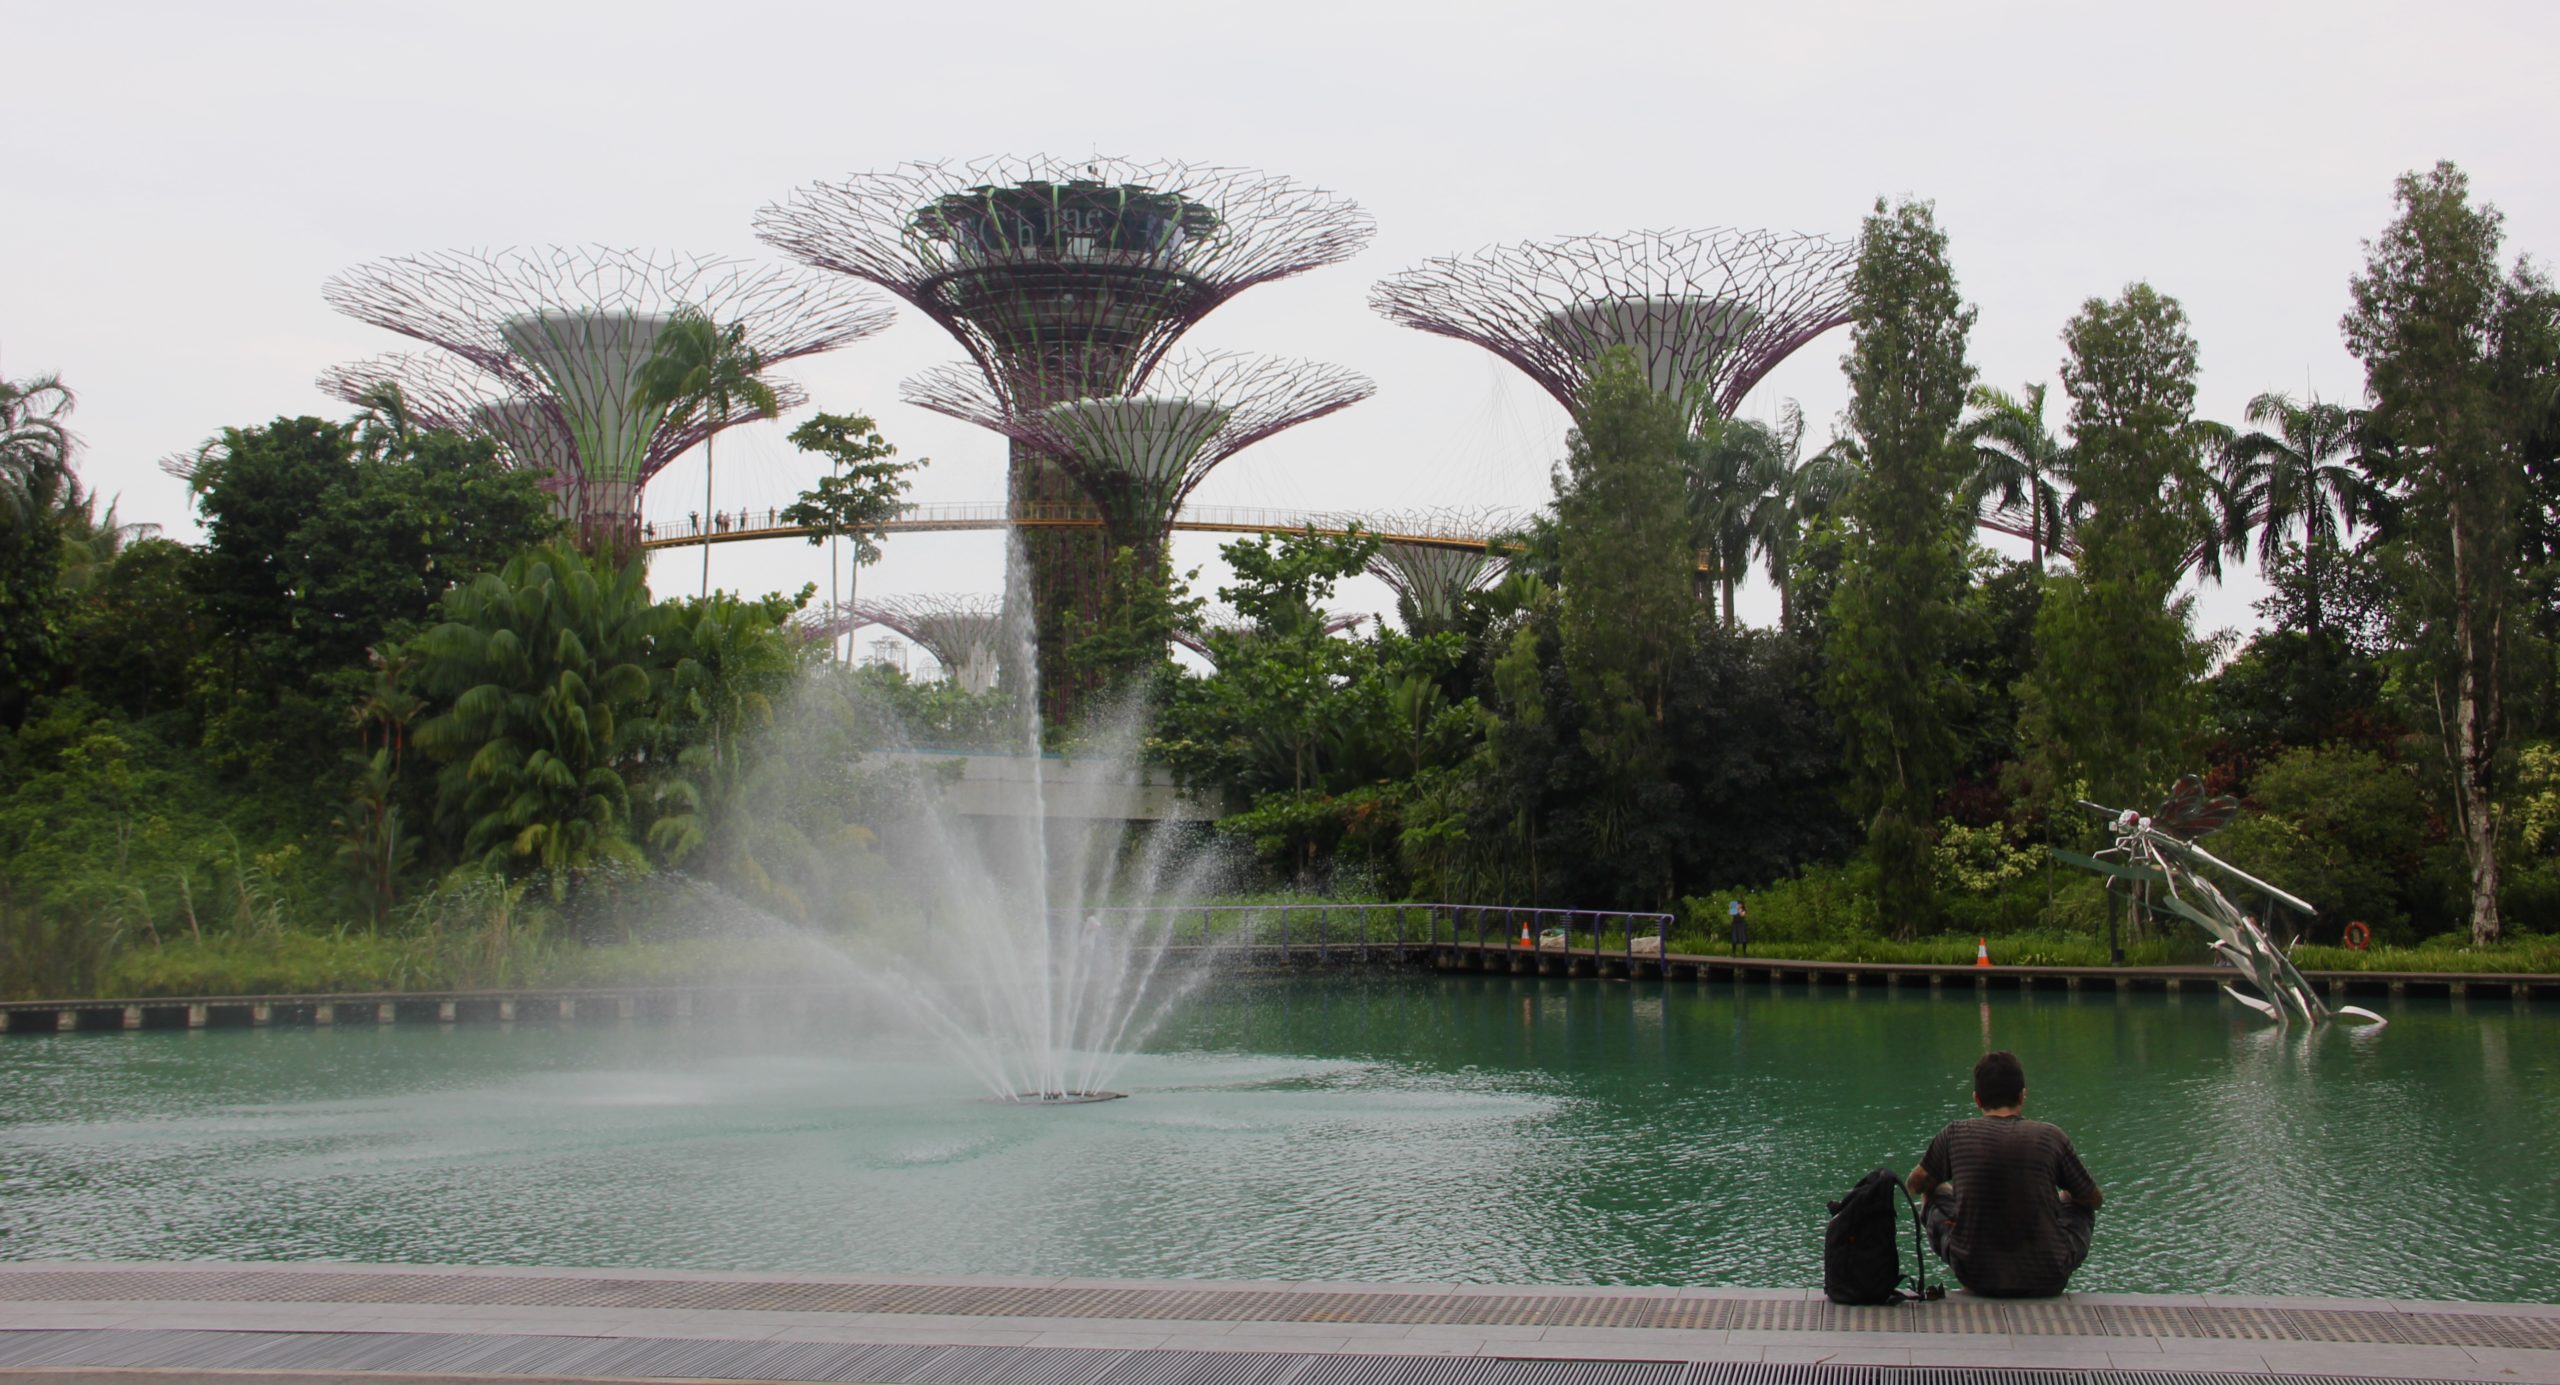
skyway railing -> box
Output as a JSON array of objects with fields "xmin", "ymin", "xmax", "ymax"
[{"xmin": 637, "ymin": 502, "xmax": 1521, "ymax": 556}]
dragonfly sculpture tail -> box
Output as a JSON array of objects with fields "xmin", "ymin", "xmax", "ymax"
[{"xmin": 2057, "ymin": 776, "xmax": 2386, "ymax": 1031}]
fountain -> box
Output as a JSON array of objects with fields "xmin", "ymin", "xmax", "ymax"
[{"xmin": 834, "ymin": 543, "xmax": 1223, "ymax": 1105}]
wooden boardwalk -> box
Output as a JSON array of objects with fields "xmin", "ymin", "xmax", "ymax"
[{"xmin": 3, "ymin": 944, "xmax": 2553, "ymax": 1036}]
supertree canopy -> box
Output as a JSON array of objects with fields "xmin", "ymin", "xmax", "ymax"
[
  {"xmin": 1362, "ymin": 508, "xmax": 1532, "ymax": 632},
  {"xmin": 1172, "ymin": 607, "xmax": 1368, "ymax": 664},
  {"xmin": 849, "ymin": 594, "xmax": 1008, "ymax": 694},
  {"xmin": 317, "ymin": 353, "xmax": 810, "ymax": 524},
  {"xmin": 754, "ymin": 157, "xmax": 1373, "ymax": 719},
  {"xmin": 901, "ymin": 351, "xmax": 1373, "ymax": 571},
  {"xmin": 321, "ymin": 246, "xmax": 890, "ymax": 549},
  {"xmin": 1370, "ymin": 228, "xmax": 1856, "ymax": 422}
]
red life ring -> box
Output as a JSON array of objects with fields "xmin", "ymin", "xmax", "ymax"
[{"xmin": 2342, "ymin": 920, "xmax": 2372, "ymax": 951}]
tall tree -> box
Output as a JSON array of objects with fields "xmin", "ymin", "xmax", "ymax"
[
  {"xmin": 779, "ymin": 411, "xmax": 923, "ymax": 662},
  {"xmin": 1556, "ymin": 347, "xmax": 1698, "ymax": 899},
  {"xmin": 2024, "ymin": 283, "xmax": 2211, "ymax": 811},
  {"xmin": 0, "ymin": 374, "xmax": 77, "ymax": 724},
  {"xmin": 1825, "ymin": 197, "xmax": 1977, "ymax": 937},
  {"xmin": 2342, "ymin": 161, "xmax": 2560, "ymax": 944},
  {"xmin": 1958, "ymin": 383, "xmax": 2071, "ymax": 571},
  {"xmin": 630, "ymin": 310, "xmax": 780, "ymax": 596}
]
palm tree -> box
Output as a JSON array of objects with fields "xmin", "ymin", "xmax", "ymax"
[
  {"xmin": 411, "ymin": 547, "xmax": 662, "ymax": 892},
  {"xmin": 1764, "ymin": 431, "xmax": 1862, "ymax": 633},
  {"xmin": 51, "ymin": 478, "xmax": 158, "ymax": 596},
  {"xmin": 2217, "ymin": 391, "xmax": 2383, "ymax": 642},
  {"xmin": 1, "ymin": 374, "xmax": 76, "ymax": 533},
  {"xmin": 1957, "ymin": 383, "xmax": 2071, "ymax": 571},
  {"xmin": 1688, "ymin": 414, "xmax": 1793, "ymax": 629},
  {"xmin": 629, "ymin": 311, "xmax": 780, "ymax": 596}
]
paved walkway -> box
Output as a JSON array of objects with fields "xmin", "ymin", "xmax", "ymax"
[{"xmin": 1, "ymin": 1263, "xmax": 2555, "ymax": 1383}]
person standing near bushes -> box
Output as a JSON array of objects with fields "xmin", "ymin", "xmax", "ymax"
[{"xmin": 1727, "ymin": 899, "xmax": 1749, "ymax": 956}]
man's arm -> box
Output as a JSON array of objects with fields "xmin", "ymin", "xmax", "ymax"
[
  {"xmin": 2055, "ymin": 1134, "xmax": 2102, "ymax": 1209},
  {"xmin": 1906, "ymin": 1163, "xmax": 1938, "ymax": 1198}
]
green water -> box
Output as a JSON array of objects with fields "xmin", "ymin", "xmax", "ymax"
[{"xmin": 1, "ymin": 974, "xmax": 2553, "ymax": 1301}]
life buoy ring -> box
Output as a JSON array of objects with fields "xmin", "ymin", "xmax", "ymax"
[{"xmin": 2342, "ymin": 920, "xmax": 2372, "ymax": 951}]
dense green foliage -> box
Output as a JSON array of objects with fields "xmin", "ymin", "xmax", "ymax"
[
  {"xmin": 6, "ymin": 161, "xmax": 2559, "ymax": 998},
  {"xmin": 1825, "ymin": 198, "xmax": 1978, "ymax": 936}
]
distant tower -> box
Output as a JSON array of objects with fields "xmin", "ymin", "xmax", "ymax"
[
  {"xmin": 902, "ymin": 351, "xmax": 1372, "ymax": 581},
  {"xmin": 322, "ymin": 246, "xmax": 889, "ymax": 553},
  {"xmin": 755, "ymin": 157, "xmax": 1373, "ymax": 716},
  {"xmin": 1370, "ymin": 227, "xmax": 1856, "ymax": 424},
  {"xmin": 1364, "ymin": 508, "xmax": 1530, "ymax": 632},
  {"xmin": 856, "ymin": 594, "xmax": 1008, "ymax": 694}
]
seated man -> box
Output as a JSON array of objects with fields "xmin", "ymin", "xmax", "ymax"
[{"xmin": 1905, "ymin": 1050, "xmax": 2102, "ymax": 1297}]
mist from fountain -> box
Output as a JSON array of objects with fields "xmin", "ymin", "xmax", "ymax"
[{"xmin": 823, "ymin": 540, "xmax": 1225, "ymax": 1104}]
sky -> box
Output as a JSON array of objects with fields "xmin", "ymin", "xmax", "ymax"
[{"xmin": 6, "ymin": 0, "xmax": 2555, "ymax": 671}]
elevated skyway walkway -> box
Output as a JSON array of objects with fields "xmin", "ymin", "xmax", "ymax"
[{"xmin": 637, "ymin": 501, "xmax": 1526, "ymax": 557}]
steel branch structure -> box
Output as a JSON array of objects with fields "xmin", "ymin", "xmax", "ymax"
[
  {"xmin": 1172, "ymin": 608, "xmax": 1369, "ymax": 664},
  {"xmin": 1362, "ymin": 508, "xmax": 1530, "ymax": 631},
  {"xmin": 754, "ymin": 157, "xmax": 1373, "ymax": 720},
  {"xmin": 316, "ymin": 353, "xmax": 810, "ymax": 510},
  {"xmin": 902, "ymin": 350, "xmax": 1373, "ymax": 573},
  {"xmin": 321, "ymin": 246, "xmax": 889, "ymax": 550},
  {"xmin": 835, "ymin": 594, "xmax": 1009, "ymax": 694},
  {"xmin": 1370, "ymin": 228, "xmax": 1856, "ymax": 422}
]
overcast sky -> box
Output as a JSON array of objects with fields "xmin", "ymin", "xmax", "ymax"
[{"xmin": 7, "ymin": 0, "xmax": 2554, "ymax": 664}]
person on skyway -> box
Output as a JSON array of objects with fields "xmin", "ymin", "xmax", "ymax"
[{"xmin": 1905, "ymin": 1050, "xmax": 2103, "ymax": 1297}]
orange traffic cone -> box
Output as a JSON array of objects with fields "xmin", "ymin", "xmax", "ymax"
[
  {"xmin": 1974, "ymin": 937, "xmax": 1992, "ymax": 968},
  {"xmin": 1519, "ymin": 919, "xmax": 1534, "ymax": 948}
]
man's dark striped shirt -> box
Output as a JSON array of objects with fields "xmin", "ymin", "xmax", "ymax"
[{"xmin": 1920, "ymin": 1115, "xmax": 2099, "ymax": 1296}]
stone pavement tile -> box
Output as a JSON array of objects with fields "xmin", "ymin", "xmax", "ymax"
[
  {"xmin": 763, "ymin": 1324, "xmax": 1041, "ymax": 1347},
  {"xmin": 1153, "ymin": 1332, "xmax": 1355, "ymax": 1354},
  {"xmin": 1292, "ymin": 1322, "xmax": 1431, "ymax": 1340},
  {"xmin": 2461, "ymin": 1348, "xmax": 2560, "ymax": 1383},
  {"xmin": 1758, "ymin": 1346, "xmax": 1914, "ymax": 1366},
  {"xmin": 2112, "ymin": 1347, "xmax": 2270, "ymax": 1372},
  {"xmin": 1907, "ymin": 1345, "xmax": 2119, "ymax": 1369},
  {"xmin": 2258, "ymin": 1342, "xmax": 2508, "ymax": 1376},
  {"xmin": 1673, "ymin": 1288, "xmax": 1815, "ymax": 1302},
  {"xmin": 1375, "ymin": 1334, "xmax": 1500, "ymax": 1355},
  {"xmin": 0, "ymin": 1312, "xmax": 151, "ymax": 1330},
  {"xmin": 1024, "ymin": 1330, "xmax": 1174, "ymax": 1350}
]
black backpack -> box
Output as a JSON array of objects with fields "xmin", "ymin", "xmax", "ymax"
[{"xmin": 1823, "ymin": 1168, "xmax": 1933, "ymax": 1304}]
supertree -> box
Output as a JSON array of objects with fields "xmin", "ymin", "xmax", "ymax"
[
  {"xmin": 1172, "ymin": 607, "xmax": 1369, "ymax": 664},
  {"xmin": 321, "ymin": 246, "xmax": 891, "ymax": 552},
  {"xmin": 1361, "ymin": 508, "xmax": 1532, "ymax": 632},
  {"xmin": 1370, "ymin": 228, "xmax": 1856, "ymax": 423},
  {"xmin": 754, "ymin": 156, "xmax": 1373, "ymax": 717},
  {"xmin": 317, "ymin": 353, "xmax": 811, "ymax": 526},
  {"xmin": 850, "ymin": 594, "xmax": 1008, "ymax": 694},
  {"xmin": 901, "ymin": 351, "xmax": 1373, "ymax": 577}
]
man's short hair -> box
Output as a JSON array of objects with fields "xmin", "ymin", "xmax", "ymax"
[{"xmin": 1974, "ymin": 1050, "xmax": 2026, "ymax": 1108}]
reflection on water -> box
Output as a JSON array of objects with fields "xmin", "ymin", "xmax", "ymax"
[{"xmin": 0, "ymin": 976, "xmax": 2553, "ymax": 1300}]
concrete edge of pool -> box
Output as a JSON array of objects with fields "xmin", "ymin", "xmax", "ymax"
[{"xmin": 2, "ymin": 1263, "xmax": 2555, "ymax": 1384}]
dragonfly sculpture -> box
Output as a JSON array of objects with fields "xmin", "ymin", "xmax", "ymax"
[{"xmin": 2057, "ymin": 775, "xmax": 2386, "ymax": 1030}]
